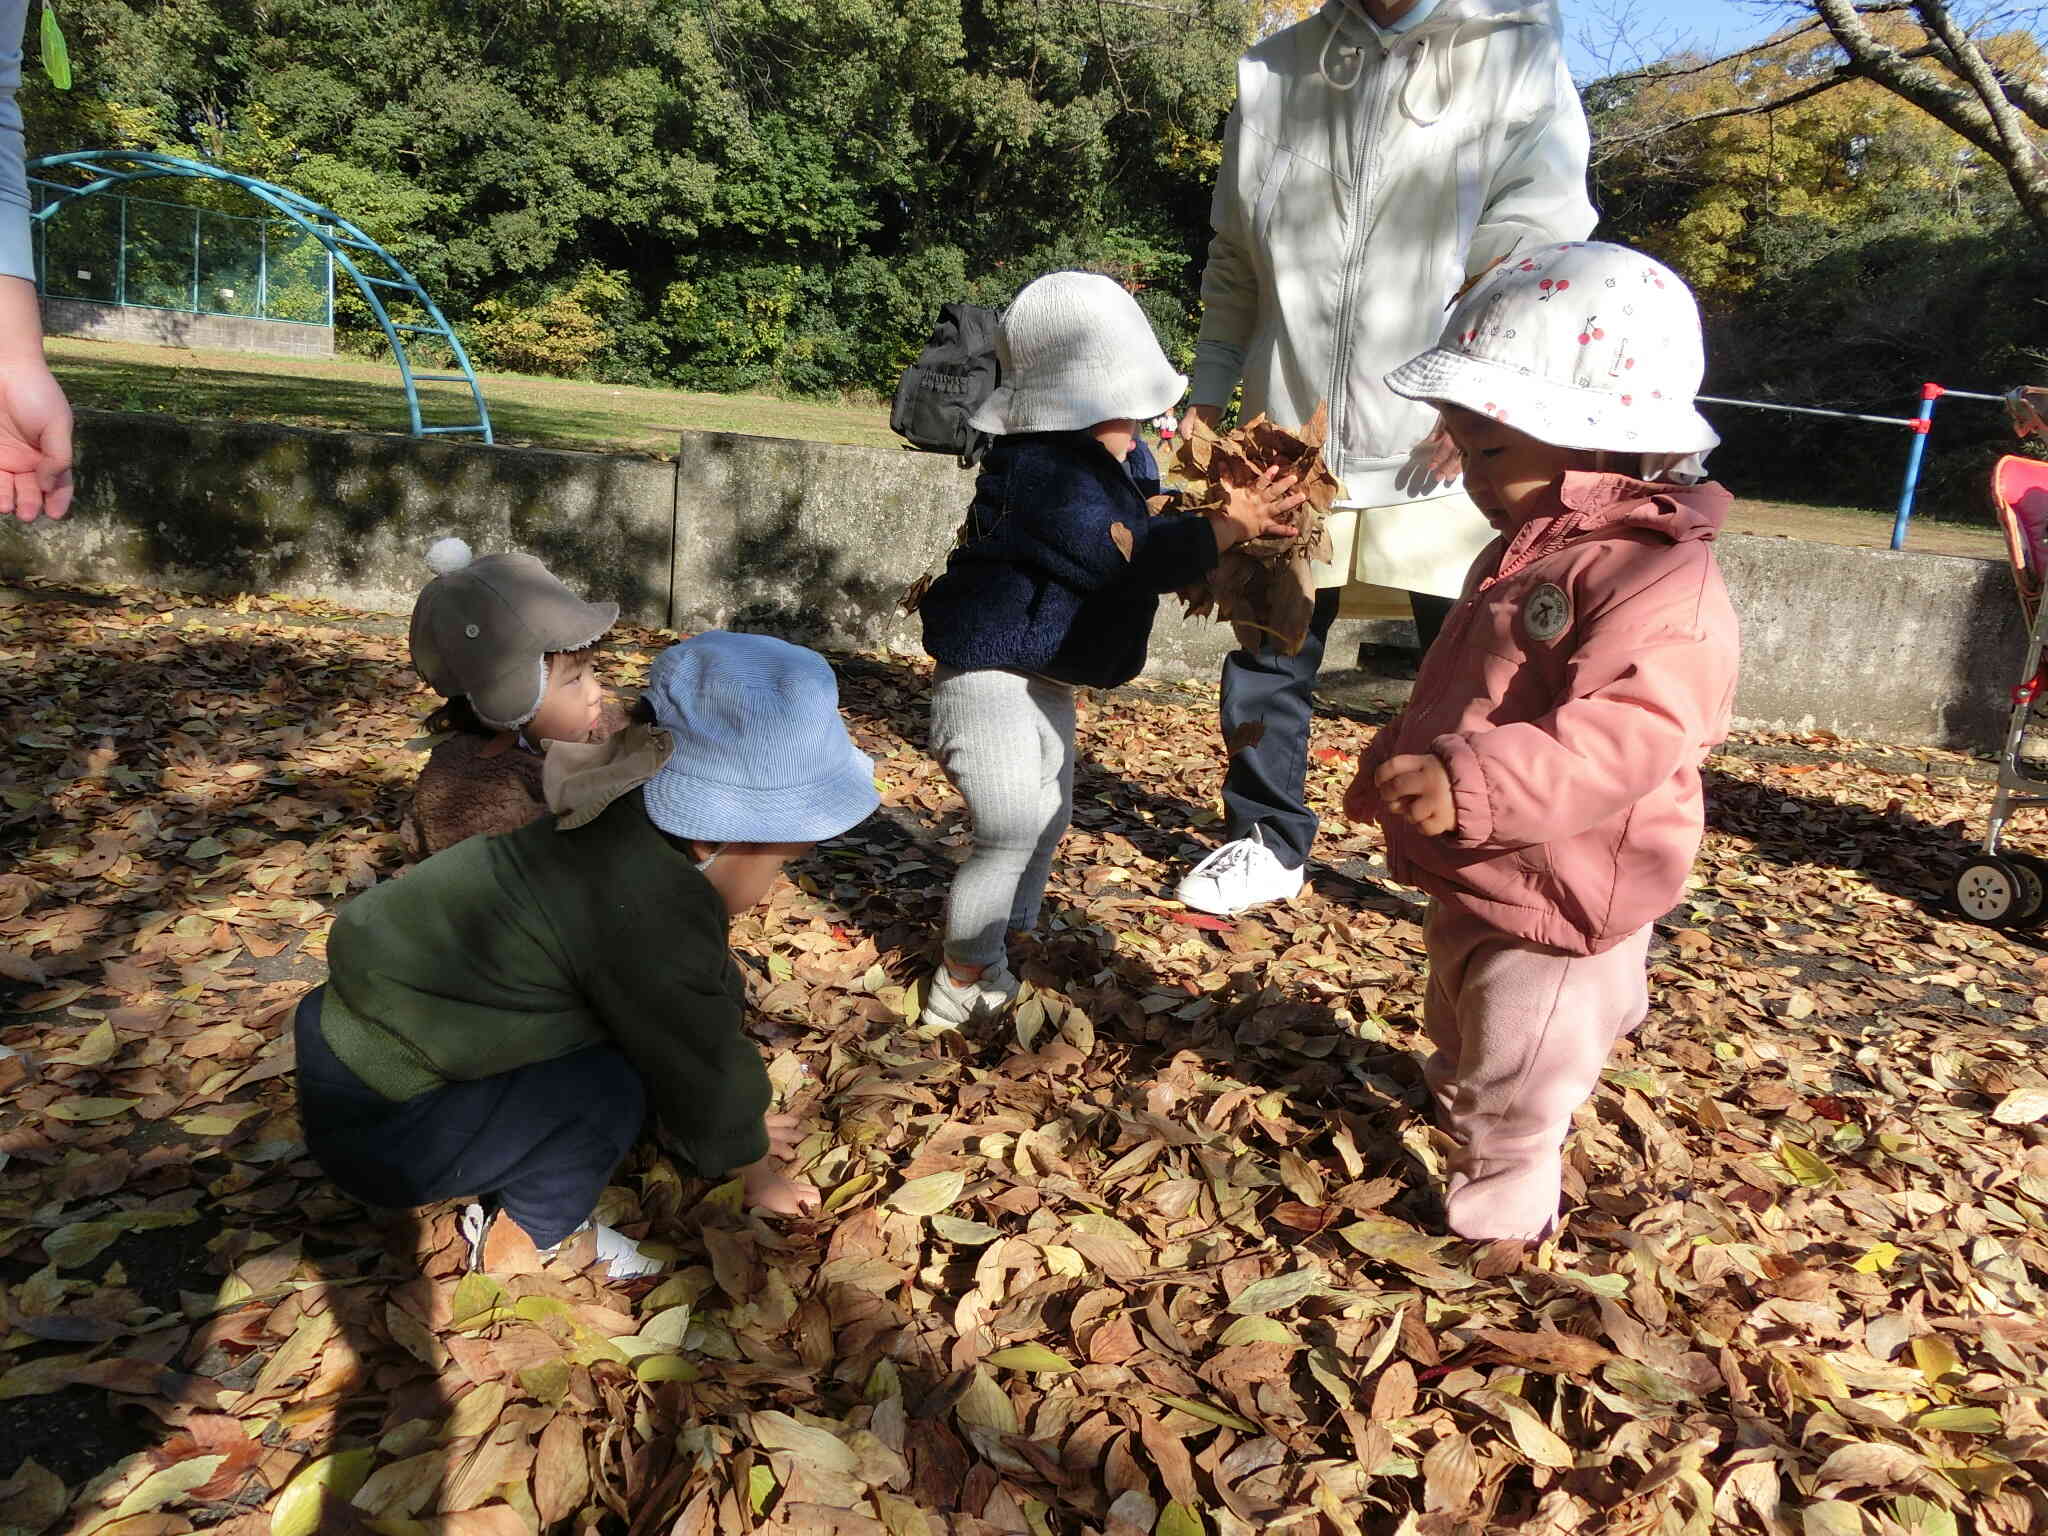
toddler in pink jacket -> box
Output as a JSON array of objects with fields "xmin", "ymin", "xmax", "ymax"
[{"xmin": 1344, "ymin": 242, "xmax": 1740, "ymax": 1243}]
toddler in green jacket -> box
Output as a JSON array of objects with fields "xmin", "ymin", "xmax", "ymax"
[{"xmin": 293, "ymin": 631, "xmax": 880, "ymax": 1279}]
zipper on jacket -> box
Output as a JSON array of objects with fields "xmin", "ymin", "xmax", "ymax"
[{"xmin": 1327, "ymin": 29, "xmax": 1404, "ymax": 474}]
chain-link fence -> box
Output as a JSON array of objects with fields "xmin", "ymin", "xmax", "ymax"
[{"xmin": 30, "ymin": 184, "xmax": 333, "ymax": 326}]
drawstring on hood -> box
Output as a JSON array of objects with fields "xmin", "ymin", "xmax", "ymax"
[
  {"xmin": 1398, "ymin": 27, "xmax": 1459, "ymax": 124},
  {"xmin": 1316, "ymin": 0, "xmax": 1550, "ymax": 111}
]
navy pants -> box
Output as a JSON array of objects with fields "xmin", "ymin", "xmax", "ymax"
[
  {"xmin": 1219, "ymin": 589, "xmax": 1451, "ymax": 868},
  {"xmin": 293, "ymin": 987, "xmax": 645, "ymax": 1249}
]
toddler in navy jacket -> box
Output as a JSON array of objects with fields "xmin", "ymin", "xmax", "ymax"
[{"xmin": 915, "ymin": 272, "xmax": 1303, "ymax": 1029}]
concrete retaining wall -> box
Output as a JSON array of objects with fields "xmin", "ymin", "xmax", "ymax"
[
  {"xmin": 0, "ymin": 410, "xmax": 2026, "ymax": 750},
  {"xmin": 40, "ymin": 297, "xmax": 334, "ymax": 359}
]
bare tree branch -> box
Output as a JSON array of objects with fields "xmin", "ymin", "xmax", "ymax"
[{"xmin": 1808, "ymin": 0, "xmax": 2048, "ymax": 235}]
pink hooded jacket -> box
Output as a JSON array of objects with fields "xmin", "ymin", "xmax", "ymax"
[{"xmin": 1354, "ymin": 471, "xmax": 1740, "ymax": 956}]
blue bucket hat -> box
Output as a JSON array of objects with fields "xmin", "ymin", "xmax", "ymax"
[{"xmin": 641, "ymin": 632, "xmax": 879, "ymax": 844}]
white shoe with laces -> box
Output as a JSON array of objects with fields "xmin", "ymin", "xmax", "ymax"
[
  {"xmin": 1175, "ymin": 827, "xmax": 1305, "ymax": 915},
  {"xmin": 460, "ymin": 1202, "xmax": 665, "ymax": 1280},
  {"xmin": 919, "ymin": 960, "xmax": 1019, "ymax": 1031}
]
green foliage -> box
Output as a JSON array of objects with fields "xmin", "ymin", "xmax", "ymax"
[
  {"xmin": 469, "ymin": 265, "xmax": 636, "ymax": 378},
  {"xmin": 1589, "ymin": 14, "xmax": 2048, "ymax": 520},
  {"xmin": 17, "ymin": 0, "xmax": 2044, "ymax": 510},
  {"xmin": 19, "ymin": 0, "xmax": 1254, "ymax": 396}
]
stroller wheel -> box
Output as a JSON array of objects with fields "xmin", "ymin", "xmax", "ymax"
[
  {"xmin": 2008, "ymin": 853, "xmax": 2048, "ymax": 926},
  {"xmin": 1953, "ymin": 857, "xmax": 2027, "ymax": 926}
]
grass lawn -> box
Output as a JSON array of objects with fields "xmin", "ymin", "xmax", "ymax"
[{"xmin": 46, "ymin": 334, "xmax": 2005, "ymax": 561}]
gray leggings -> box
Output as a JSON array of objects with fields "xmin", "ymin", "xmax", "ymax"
[{"xmin": 930, "ymin": 666, "xmax": 1077, "ymax": 968}]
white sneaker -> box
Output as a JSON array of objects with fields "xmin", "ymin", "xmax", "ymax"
[
  {"xmin": 1175, "ymin": 827, "xmax": 1305, "ymax": 915},
  {"xmin": 460, "ymin": 1202, "xmax": 665, "ymax": 1280},
  {"xmin": 919, "ymin": 961, "xmax": 1019, "ymax": 1030}
]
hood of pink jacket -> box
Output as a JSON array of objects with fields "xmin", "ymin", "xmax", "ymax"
[{"xmin": 1357, "ymin": 471, "xmax": 1740, "ymax": 955}]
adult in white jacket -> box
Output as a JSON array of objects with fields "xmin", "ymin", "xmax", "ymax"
[
  {"xmin": 1176, "ymin": 0, "xmax": 1594, "ymax": 915},
  {"xmin": 0, "ymin": 0, "xmax": 73, "ymax": 522}
]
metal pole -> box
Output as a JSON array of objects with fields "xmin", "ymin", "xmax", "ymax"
[
  {"xmin": 116, "ymin": 196, "xmax": 126, "ymax": 307},
  {"xmin": 258, "ymin": 220, "xmax": 268, "ymax": 318},
  {"xmin": 1890, "ymin": 383, "xmax": 1944, "ymax": 551},
  {"xmin": 190, "ymin": 206, "xmax": 201, "ymax": 312}
]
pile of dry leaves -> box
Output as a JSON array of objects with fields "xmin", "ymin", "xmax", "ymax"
[
  {"xmin": 1158, "ymin": 406, "xmax": 1344, "ymax": 656},
  {"xmin": 4, "ymin": 580, "xmax": 2048, "ymax": 1536}
]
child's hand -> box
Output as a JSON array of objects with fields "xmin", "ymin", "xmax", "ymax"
[
  {"xmin": 1209, "ymin": 465, "xmax": 1306, "ymax": 552},
  {"xmin": 741, "ymin": 1156, "xmax": 820, "ymax": 1216},
  {"xmin": 1375, "ymin": 754, "xmax": 1457, "ymax": 837},
  {"xmin": 1342, "ymin": 760, "xmax": 1379, "ymax": 825},
  {"xmin": 764, "ymin": 1112, "xmax": 805, "ymax": 1160}
]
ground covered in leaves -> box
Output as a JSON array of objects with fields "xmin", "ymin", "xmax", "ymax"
[{"xmin": 3, "ymin": 581, "xmax": 2048, "ymax": 1536}]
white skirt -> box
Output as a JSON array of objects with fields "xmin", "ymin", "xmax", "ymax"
[{"xmin": 1313, "ymin": 493, "xmax": 1495, "ymax": 617}]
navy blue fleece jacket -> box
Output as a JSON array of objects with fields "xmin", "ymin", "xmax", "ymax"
[{"xmin": 919, "ymin": 433, "xmax": 1219, "ymax": 689}]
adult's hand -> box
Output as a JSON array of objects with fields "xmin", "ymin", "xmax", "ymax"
[
  {"xmin": 1176, "ymin": 403, "xmax": 1222, "ymax": 442},
  {"xmin": 0, "ymin": 276, "xmax": 74, "ymax": 521},
  {"xmin": 1417, "ymin": 413, "xmax": 1462, "ymax": 484}
]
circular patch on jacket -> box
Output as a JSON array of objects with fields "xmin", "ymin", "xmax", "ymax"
[{"xmin": 1522, "ymin": 582, "xmax": 1571, "ymax": 643}]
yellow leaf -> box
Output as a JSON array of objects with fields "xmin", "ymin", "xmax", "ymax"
[
  {"xmin": 637, "ymin": 1306, "xmax": 693, "ymax": 1351},
  {"xmin": 1042, "ymin": 1245, "xmax": 1085, "ymax": 1277},
  {"xmin": 1851, "ymin": 1243, "xmax": 1902, "ymax": 1274},
  {"xmin": 450, "ymin": 1273, "xmax": 507, "ymax": 1329},
  {"xmin": 747, "ymin": 1465, "xmax": 776, "ymax": 1516},
  {"xmin": 985, "ymin": 1344, "xmax": 1075, "ymax": 1374},
  {"xmin": 1914, "ymin": 1405, "xmax": 2002, "ymax": 1434},
  {"xmin": 955, "ymin": 1367, "xmax": 1019, "ymax": 1434},
  {"xmin": 1910, "ymin": 1336, "xmax": 1961, "ymax": 1390},
  {"xmin": 874, "ymin": 1493, "xmax": 932, "ymax": 1536},
  {"xmin": 46, "ymin": 1021, "xmax": 119, "ymax": 1068},
  {"xmin": 635, "ymin": 1355, "xmax": 702, "ymax": 1383},
  {"xmin": 885, "ymin": 1171, "xmax": 966, "ymax": 1217},
  {"xmin": 1156, "ymin": 1504, "xmax": 1206, "ymax": 1536},
  {"xmin": 272, "ymin": 1449, "xmax": 376, "ymax": 1536},
  {"xmin": 824, "ymin": 1173, "xmax": 877, "ymax": 1214},
  {"xmin": 1778, "ymin": 1142, "xmax": 1837, "ymax": 1188},
  {"xmin": 44, "ymin": 1097, "xmax": 138, "ymax": 1122},
  {"xmin": 1217, "ymin": 1317, "xmax": 1295, "ymax": 1348},
  {"xmin": 98, "ymin": 1454, "xmax": 226, "ymax": 1524},
  {"xmin": 517, "ymin": 1362, "xmax": 570, "ymax": 1406},
  {"xmin": 1153, "ymin": 1393, "xmax": 1259, "ymax": 1433},
  {"xmin": 175, "ymin": 1115, "xmax": 243, "ymax": 1136},
  {"xmin": 443, "ymin": 1383, "xmax": 507, "ymax": 1441}
]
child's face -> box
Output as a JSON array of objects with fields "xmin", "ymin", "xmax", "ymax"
[
  {"xmin": 529, "ymin": 651, "xmax": 604, "ymax": 743},
  {"xmin": 700, "ymin": 842, "xmax": 816, "ymax": 915},
  {"xmin": 1440, "ymin": 407, "xmax": 1580, "ymax": 530}
]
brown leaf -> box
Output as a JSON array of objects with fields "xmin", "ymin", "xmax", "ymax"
[
  {"xmin": 1370, "ymin": 1361, "xmax": 1417, "ymax": 1422},
  {"xmin": 1422, "ymin": 1433, "xmax": 1483, "ymax": 1513},
  {"xmin": 533, "ymin": 1414, "xmax": 590, "ymax": 1527}
]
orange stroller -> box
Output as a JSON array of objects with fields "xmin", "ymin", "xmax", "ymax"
[{"xmin": 1949, "ymin": 429, "xmax": 2048, "ymax": 925}]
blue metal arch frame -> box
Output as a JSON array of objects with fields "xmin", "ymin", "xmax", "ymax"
[{"xmin": 27, "ymin": 150, "xmax": 493, "ymax": 444}]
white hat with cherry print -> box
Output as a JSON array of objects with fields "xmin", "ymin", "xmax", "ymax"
[{"xmin": 1385, "ymin": 241, "xmax": 1719, "ymax": 471}]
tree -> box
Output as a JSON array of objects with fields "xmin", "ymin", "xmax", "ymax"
[
  {"xmin": 19, "ymin": 0, "xmax": 1257, "ymax": 391},
  {"xmin": 1595, "ymin": 2, "xmax": 2048, "ymax": 242}
]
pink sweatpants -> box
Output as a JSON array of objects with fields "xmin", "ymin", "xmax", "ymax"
[{"xmin": 1421, "ymin": 902, "xmax": 1651, "ymax": 1242}]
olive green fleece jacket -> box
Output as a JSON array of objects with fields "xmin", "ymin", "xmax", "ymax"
[{"xmin": 317, "ymin": 789, "xmax": 769, "ymax": 1175}]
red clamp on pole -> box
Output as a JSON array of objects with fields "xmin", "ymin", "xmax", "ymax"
[{"xmin": 1921, "ymin": 382, "xmax": 1947, "ymax": 401}]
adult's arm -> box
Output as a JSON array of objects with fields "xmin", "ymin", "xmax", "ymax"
[
  {"xmin": 1466, "ymin": 40, "xmax": 1597, "ymax": 276},
  {"xmin": 0, "ymin": 0, "xmax": 74, "ymax": 522},
  {"xmin": 1189, "ymin": 94, "xmax": 1254, "ymax": 410},
  {"xmin": 0, "ymin": 0, "xmax": 30, "ymax": 285}
]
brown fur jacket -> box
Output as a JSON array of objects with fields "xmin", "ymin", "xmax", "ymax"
[{"xmin": 399, "ymin": 699, "xmax": 630, "ymax": 861}]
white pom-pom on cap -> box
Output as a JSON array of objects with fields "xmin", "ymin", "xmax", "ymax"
[{"xmin": 426, "ymin": 537, "xmax": 474, "ymax": 576}]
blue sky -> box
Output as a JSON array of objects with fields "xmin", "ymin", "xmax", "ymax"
[{"xmin": 1558, "ymin": 0, "xmax": 1803, "ymax": 78}]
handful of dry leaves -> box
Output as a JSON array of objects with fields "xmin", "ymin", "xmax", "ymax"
[{"xmin": 1151, "ymin": 402, "xmax": 1346, "ymax": 654}]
